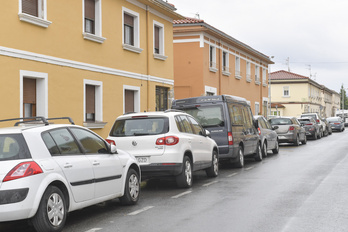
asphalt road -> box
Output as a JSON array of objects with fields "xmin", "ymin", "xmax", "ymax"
[{"xmin": 2, "ymin": 129, "xmax": 348, "ymax": 232}]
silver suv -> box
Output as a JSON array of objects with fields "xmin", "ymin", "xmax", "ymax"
[
  {"xmin": 106, "ymin": 110, "xmax": 219, "ymax": 188},
  {"xmin": 300, "ymin": 113, "xmax": 327, "ymax": 137}
]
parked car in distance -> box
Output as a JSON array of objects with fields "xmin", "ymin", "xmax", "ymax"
[
  {"xmin": 171, "ymin": 95, "xmax": 262, "ymax": 168},
  {"xmin": 254, "ymin": 115, "xmax": 279, "ymax": 157},
  {"xmin": 326, "ymin": 117, "xmax": 345, "ymax": 132},
  {"xmin": 269, "ymin": 117, "xmax": 307, "ymax": 146},
  {"xmin": 300, "ymin": 113, "xmax": 327, "ymax": 137},
  {"xmin": 0, "ymin": 117, "xmax": 140, "ymax": 232},
  {"xmin": 322, "ymin": 118, "xmax": 332, "ymax": 135},
  {"xmin": 297, "ymin": 117, "xmax": 321, "ymax": 139},
  {"xmin": 106, "ymin": 110, "xmax": 219, "ymax": 188}
]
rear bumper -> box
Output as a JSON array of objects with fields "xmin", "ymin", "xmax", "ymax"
[
  {"xmin": 140, "ymin": 163, "xmax": 183, "ymax": 178},
  {"xmin": 278, "ymin": 134, "xmax": 296, "ymax": 143}
]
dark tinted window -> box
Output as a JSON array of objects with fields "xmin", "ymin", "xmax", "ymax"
[
  {"xmin": 269, "ymin": 118, "xmax": 293, "ymax": 125},
  {"xmin": 110, "ymin": 117, "xmax": 169, "ymax": 137},
  {"xmin": 0, "ymin": 134, "xmax": 31, "ymax": 161},
  {"xmin": 188, "ymin": 116, "xmax": 204, "ymax": 135},
  {"xmin": 181, "ymin": 105, "xmax": 224, "ymax": 127},
  {"xmin": 48, "ymin": 129, "xmax": 82, "ymax": 155},
  {"xmin": 70, "ymin": 128, "xmax": 108, "ymax": 154},
  {"xmin": 42, "ymin": 133, "xmax": 60, "ymax": 155}
]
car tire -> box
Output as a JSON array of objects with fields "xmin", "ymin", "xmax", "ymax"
[
  {"xmin": 234, "ymin": 146, "xmax": 244, "ymax": 168},
  {"xmin": 272, "ymin": 140, "xmax": 279, "ymax": 154},
  {"xmin": 254, "ymin": 143, "xmax": 263, "ymax": 162},
  {"xmin": 294, "ymin": 135, "xmax": 300, "ymax": 146},
  {"xmin": 31, "ymin": 186, "xmax": 67, "ymax": 232},
  {"xmin": 176, "ymin": 156, "xmax": 193, "ymax": 188},
  {"xmin": 302, "ymin": 135, "xmax": 307, "ymax": 145},
  {"xmin": 262, "ymin": 142, "xmax": 268, "ymax": 157},
  {"xmin": 206, "ymin": 150, "xmax": 219, "ymax": 177},
  {"xmin": 318, "ymin": 130, "xmax": 322, "ymax": 139},
  {"xmin": 119, "ymin": 168, "xmax": 140, "ymax": 205}
]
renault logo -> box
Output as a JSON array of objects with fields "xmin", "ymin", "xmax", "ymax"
[{"xmin": 132, "ymin": 141, "xmax": 137, "ymax": 146}]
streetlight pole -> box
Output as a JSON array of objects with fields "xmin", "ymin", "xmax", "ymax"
[{"xmin": 268, "ymin": 56, "xmax": 274, "ymax": 118}]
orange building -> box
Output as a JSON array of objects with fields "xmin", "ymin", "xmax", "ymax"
[{"xmin": 173, "ymin": 17, "xmax": 273, "ymax": 116}]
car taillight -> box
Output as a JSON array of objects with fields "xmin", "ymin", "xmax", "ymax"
[
  {"xmin": 106, "ymin": 139, "xmax": 116, "ymax": 146},
  {"xmin": 289, "ymin": 126, "xmax": 295, "ymax": 131},
  {"xmin": 334, "ymin": 123, "xmax": 340, "ymax": 125},
  {"xmin": 316, "ymin": 119, "xmax": 320, "ymax": 123},
  {"xmin": 3, "ymin": 161, "xmax": 43, "ymax": 182},
  {"xmin": 305, "ymin": 123, "xmax": 313, "ymax": 126},
  {"xmin": 228, "ymin": 132, "xmax": 233, "ymax": 145},
  {"xmin": 257, "ymin": 128, "xmax": 261, "ymax": 135},
  {"xmin": 156, "ymin": 136, "xmax": 179, "ymax": 146}
]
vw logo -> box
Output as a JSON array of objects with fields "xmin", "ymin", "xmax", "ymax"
[{"xmin": 132, "ymin": 141, "xmax": 137, "ymax": 146}]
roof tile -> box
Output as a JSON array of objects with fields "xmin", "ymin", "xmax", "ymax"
[{"xmin": 270, "ymin": 70, "xmax": 309, "ymax": 80}]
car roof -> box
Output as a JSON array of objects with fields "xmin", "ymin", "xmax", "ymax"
[{"xmin": 117, "ymin": 111, "xmax": 186, "ymax": 119}]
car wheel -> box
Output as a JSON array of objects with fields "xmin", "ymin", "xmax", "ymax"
[
  {"xmin": 234, "ymin": 146, "xmax": 244, "ymax": 168},
  {"xmin": 318, "ymin": 130, "xmax": 322, "ymax": 139},
  {"xmin": 119, "ymin": 168, "xmax": 140, "ymax": 205},
  {"xmin": 261, "ymin": 142, "xmax": 268, "ymax": 157},
  {"xmin": 206, "ymin": 150, "xmax": 219, "ymax": 177},
  {"xmin": 31, "ymin": 186, "xmax": 67, "ymax": 232},
  {"xmin": 272, "ymin": 140, "xmax": 279, "ymax": 154},
  {"xmin": 302, "ymin": 135, "xmax": 307, "ymax": 145},
  {"xmin": 313, "ymin": 131, "xmax": 318, "ymax": 140},
  {"xmin": 294, "ymin": 135, "xmax": 300, "ymax": 146},
  {"xmin": 176, "ymin": 156, "xmax": 193, "ymax": 188},
  {"xmin": 254, "ymin": 143, "xmax": 263, "ymax": 162}
]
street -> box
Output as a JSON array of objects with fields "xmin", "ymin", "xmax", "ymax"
[{"xmin": 2, "ymin": 130, "xmax": 348, "ymax": 232}]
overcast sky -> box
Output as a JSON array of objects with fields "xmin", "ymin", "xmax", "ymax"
[{"xmin": 172, "ymin": 0, "xmax": 348, "ymax": 93}]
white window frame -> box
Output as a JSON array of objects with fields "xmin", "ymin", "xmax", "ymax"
[
  {"xmin": 123, "ymin": 85, "xmax": 140, "ymax": 114},
  {"xmin": 153, "ymin": 20, "xmax": 167, "ymax": 60},
  {"xmin": 20, "ymin": 70, "xmax": 48, "ymax": 118},
  {"xmin": 222, "ymin": 51, "xmax": 230, "ymax": 76},
  {"xmin": 235, "ymin": 56, "xmax": 241, "ymax": 79},
  {"xmin": 255, "ymin": 65, "xmax": 260, "ymax": 85},
  {"xmin": 205, "ymin": 86, "xmax": 217, "ymax": 96},
  {"xmin": 255, "ymin": 102, "xmax": 260, "ymax": 115},
  {"xmin": 209, "ymin": 45, "xmax": 217, "ymax": 72},
  {"xmin": 83, "ymin": 79, "xmax": 106, "ymax": 128},
  {"xmin": 122, "ymin": 7, "xmax": 142, "ymax": 53},
  {"xmin": 18, "ymin": 0, "xmax": 52, "ymax": 28},
  {"xmin": 83, "ymin": 0, "xmax": 106, "ymax": 44},
  {"xmin": 246, "ymin": 61, "xmax": 251, "ymax": 82},
  {"xmin": 283, "ymin": 86, "xmax": 290, "ymax": 97}
]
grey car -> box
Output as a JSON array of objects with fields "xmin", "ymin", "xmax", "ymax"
[
  {"xmin": 269, "ymin": 117, "xmax": 307, "ymax": 146},
  {"xmin": 326, "ymin": 117, "xmax": 345, "ymax": 132},
  {"xmin": 254, "ymin": 115, "xmax": 279, "ymax": 157},
  {"xmin": 298, "ymin": 117, "xmax": 321, "ymax": 139}
]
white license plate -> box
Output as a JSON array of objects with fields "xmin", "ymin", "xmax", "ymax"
[{"xmin": 137, "ymin": 157, "xmax": 149, "ymax": 164}]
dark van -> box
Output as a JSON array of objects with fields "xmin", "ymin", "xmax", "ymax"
[{"xmin": 172, "ymin": 95, "xmax": 262, "ymax": 167}]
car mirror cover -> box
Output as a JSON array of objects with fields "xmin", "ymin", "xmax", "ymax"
[{"xmin": 111, "ymin": 144, "xmax": 118, "ymax": 154}]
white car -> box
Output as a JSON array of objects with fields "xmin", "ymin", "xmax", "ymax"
[
  {"xmin": 0, "ymin": 117, "xmax": 140, "ymax": 232},
  {"xmin": 106, "ymin": 110, "xmax": 219, "ymax": 188}
]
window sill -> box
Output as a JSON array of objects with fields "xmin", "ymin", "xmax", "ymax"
[
  {"xmin": 83, "ymin": 121, "xmax": 107, "ymax": 129},
  {"xmin": 123, "ymin": 44, "xmax": 143, "ymax": 54},
  {"xmin": 222, "ymin": 71, "xmax": 231, "ymax": 77},
  {"xmin": 153, "ymin": 53, "xmax": 168, "ymax": 61},
  {"xmin": 246, "ymin": 78, "xmax": 252, "ymax": 83},
  {"xmin": 209, "ymin": 67, "xmax": 218, "ymax": 73},
  {"xmin": 263, "ymin": 83, "xmax": 267, "ymax": 87},
  {"xmin": 255, "ymin": 81, "xmax": 261, "ymax": 85},
  {"xmin": 282, "ymin": 96, "xmax": 290, "ymax": 98},
  {"xmin": 235, "ymin": 75, "xmax": 242, "ymax": 80},
  {"xmin": 18, "ymin": 13, "xmax": 52, "ymax": 28},
  {"xmin": 83, "ymin": 33, "xmax": 106, "ymax": 44}
]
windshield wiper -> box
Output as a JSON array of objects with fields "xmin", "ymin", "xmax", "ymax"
[{"xmin": 133, "ymin": 133, "xmax": 150, "ymax": 136}]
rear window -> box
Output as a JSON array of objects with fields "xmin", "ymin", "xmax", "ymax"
[
  {"xmin": 0, "ymin": 134, "xmax": 31, "ymax": 161},
  {"xmin": 110, "ymin": 117, "xmax": 169, "ymax": 137},
  {"xmin": 180, "ymin": 105, "xmax": 224, "ymax": 127},
  {"xmin": 327, "ymin": 118, "xmax": 341, "ymax": 123},
  {"xmin": 269, "ymin": 118, "xmax": 293, "ymax": 125},
  {"xmin": 298, "ymin": 118, "xmax": 310, "ymax": 122}
]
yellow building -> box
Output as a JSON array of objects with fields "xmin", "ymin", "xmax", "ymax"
[
  {"xmin": 270, "ymin": 70, "xmax": 340, "ymax": 118},
  {"xmin": 0, "ymin": 0, "xmax": 183, "ymax": 137},
  {"xmin": 173, "ymin": 17, "xmax": 273, "ymax": 116}
]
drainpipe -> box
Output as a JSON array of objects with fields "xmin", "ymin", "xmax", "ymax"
[
  {"xmin": 146, "ymin": 5, "xmax": 150, "ymax": 111},
  {"xmin": 218, "ymin": 39, "xmax": 221, "ymax": 95}
]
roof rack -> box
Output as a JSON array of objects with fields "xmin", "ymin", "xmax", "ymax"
[
  {"xmin": 0, "ymin": 117, "xmax": 49, "ymax": 126},
  {"xmin": 164, "ymin": 109, "xmax": 185, "ymax": 113},
  {"xmin": 46, "ymin": 117, "xmax": 75, "ymax": 125}
]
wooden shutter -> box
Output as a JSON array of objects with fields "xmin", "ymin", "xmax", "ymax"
[
  {"xmin": 22, "ymin": 0, "xmax": 38, "ymax": 17},
  {"xmin": 154, "ymin": 26, "xmax": 160, "ymax": 53},
  {"xmin": 85, "ymin": 0, "xmax": 95, "ymax": 20},
  {"xmin": 23, "ymin": 78, "xmax": 36, "ymax": 104},
  {"xmin": 125, "ymin": 90, "xmax": 134, "ymax": 113},
  {"xmin": 124, "ymin": 13, "xmax": 134, "ymax": 26},
  {"xmin": 86, "ymin": 85, "xmax": 95, "ymax": 114}
]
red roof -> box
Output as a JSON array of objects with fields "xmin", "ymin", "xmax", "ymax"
[
  {"xmin": 173, "ymin": 17, "xmax": 204, "ymax": 24},
  {"xmin": 270, "ymin": 70, "xmax": 309, "ymax": 80}
]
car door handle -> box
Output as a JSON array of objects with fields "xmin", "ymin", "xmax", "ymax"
[
  {"xmin": 92, "ymin": 161, "xmax": 100, "ymax": 166},
  {"xmin": 63, "ymin": 163, "xmax": 73, "ymax": 168}
]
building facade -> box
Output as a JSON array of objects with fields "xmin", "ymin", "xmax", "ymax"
[
  {"xmin": 173, "ymin": 17, "xmax": 273, "ymax": 116},
  {"xmin": 270, "ymin": 70, "xmax": 340, "ymax": 118},
  {"xmin": 0, "ymin": 0, "xmax": 183, "ymax": 137}
]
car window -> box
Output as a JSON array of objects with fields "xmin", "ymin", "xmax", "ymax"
[
  {"xmin": 109, "ymin": 117, "xmax": 168, "ymax": 136},
  {"xmin": 181, "ymin": 105, "xmax": 224, "ymax": 127},
  {"xmin": 269, "ymin": 118, "xmax": 292, "ymax": 125},
  {"xmin": 178, "ymin": 115, "xmax": 193, "ymax": 134},
  {"xmin": 0, "ymin": 134, "xmax": 31, "ymax": 161},
  {"xmin": 70, "ymin": 128, "xmax": 109, "ymax": 154},
  {"xmin": 188, "ymin": 116, "xmax": 204, "ymax": 135},
  {"xmin": 258, "ymin": 118, "xmax": 267, "ymax": 129},
  {"xmin": 242, "ymin": 107, "xmax": 253, "ymax": 129},
  {"xmin": 42, "ymin": 133, "xmax": 60, "ymax": 155},
  {"xmin": 229, "ymin": 104, "xmax": 244, "ymax": 125},
  {"xmin": 46, "ymin": 128, "xmax": 82, "ymax": 155}
]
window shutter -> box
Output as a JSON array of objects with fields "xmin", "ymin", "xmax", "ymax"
[
  {"xmin": 85, "ymin": 0, "xmax": 95, "ymax": 20},
  {"xmin": 86, "ymin": 85, "xmax": 95, "ymax": 114},
  {"xmin": 23, "ymin": 78, "xmax": 36, "ymax": 104},
  {"xmin": 154, "ymin": 26, "xmax": 160, "ymax": 52},
  {"xmin": 22, "ymin": 0, "xmax": 38, "ymax": 17},
  {"xmin": 124, "ymin": 13, "xmax": 134, "ymax": 26},
  {"xmin": 125, "ymin": 90, "xmax": 135, "ymax": 113}
]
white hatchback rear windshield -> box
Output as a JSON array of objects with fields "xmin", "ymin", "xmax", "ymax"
[{"xmin": 0, "ymin": 134, "xmax": 31, "ymax": 161}]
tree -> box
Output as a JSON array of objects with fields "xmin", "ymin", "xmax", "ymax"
[{"xmin": 340, "ymin": 84, "xmax": 348, "ymax": 109}]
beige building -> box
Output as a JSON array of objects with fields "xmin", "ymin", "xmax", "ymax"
[
  {"xmin": 0, "ymin": 0, "xmax": 183, "ymax": 138},
  {"xmin": 173, "ymin": 17, "xmax": 273, "ymax": 116},
  {"xmin": 270, "ymin": 70, "xmax": 340, "ymax": 118}
]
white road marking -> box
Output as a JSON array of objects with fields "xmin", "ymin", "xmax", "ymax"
[
  {"xmin": 245, "ymin": 166, "xmax": 254, "ymax": 171},
  {"xmin": 203, "ymin": 180, "xmax": 219, "ymax": 187},
  {"xmin": 227, "ymin": 172, "xmax": 238, "ymax": 177},
  {"xmin": 85, "ymin": 228, "xmax": 102, "ymax": 232},
  {"xmin": 171, "ymin": 190, "xmax": 192, "ymax": 199},
  {"xmin": 128, "ymin": 206, "xmax": 154, "ymax": 216}
]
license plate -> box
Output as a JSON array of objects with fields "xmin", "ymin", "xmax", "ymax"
[{"xmin": 137, "ymin": 157, "xmax": 149, "ymax": 164}]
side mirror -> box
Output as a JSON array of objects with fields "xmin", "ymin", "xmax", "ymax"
[
  {"xmin": 110, "ymin": 144, "xmax": 118, "ymax": 154},
  {"xmin": 205, "ymin": 129, "xmax": 211, "ymax": 138}
]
